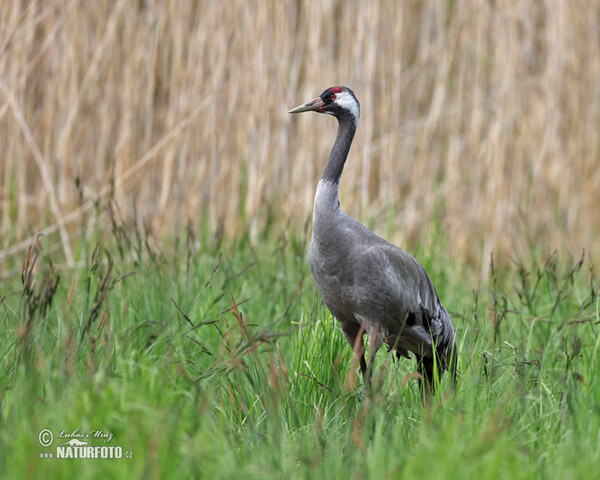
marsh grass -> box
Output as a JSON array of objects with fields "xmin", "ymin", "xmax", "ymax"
[
  {"xmin": 1, "ymin": 218, "xmax": 599, "ymax": 479},
  {"xmin": 1, "ymin": 2, "xmax": 600, "ymax": 477}
]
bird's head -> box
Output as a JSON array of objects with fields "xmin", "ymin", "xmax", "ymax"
[{"xmin": 289, "ymin": 86, "xmax": 360, "ymax": 125}]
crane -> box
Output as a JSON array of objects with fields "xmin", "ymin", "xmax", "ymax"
[{"xmin": 289, "ymin": 86, "xmax": 457, "ymax": 398}]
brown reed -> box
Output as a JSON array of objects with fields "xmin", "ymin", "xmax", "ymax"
[{"xmin": 1, "ymin": 1, "xmax": 599, "ymax": 276}]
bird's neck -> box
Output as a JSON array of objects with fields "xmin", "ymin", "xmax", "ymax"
[
  {"xmin": 312, "ymin": 114, "xmax": 358, "ymax": 250},
  {"xmin": 321, "ymin": 115, "xmax": 357, "ymax": 185},
  {"xmin": 315, "ymin": 115, "xmax": 357, "ymax": 214}
]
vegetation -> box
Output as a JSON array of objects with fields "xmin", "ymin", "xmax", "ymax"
[
  {"xmin": 2, "ymin": 1, "xmax": 600, "ymax": 268},
  {"xmin": 1, "ymin": 219, "xmax": 598, "ymax": 478},
  {"xmin": 1, "ymin": 1, "xmax": 599, "ymax": 478}
]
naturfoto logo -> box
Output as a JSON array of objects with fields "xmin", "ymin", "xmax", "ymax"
[{"xmin": 38, "ymin": 428, "xmax": 133, "ymax": 460}]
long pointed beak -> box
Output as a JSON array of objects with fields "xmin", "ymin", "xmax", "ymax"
[{"xmin": 288, "ymin": 97, "xmax": 325, "ymax": 114}]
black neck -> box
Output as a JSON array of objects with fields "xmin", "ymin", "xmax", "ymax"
[{"xmin": 320, "ymin": 115, "xmax": 357, "ymax": 184}]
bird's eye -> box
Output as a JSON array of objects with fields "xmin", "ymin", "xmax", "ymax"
[{"xmin": 331, "ymin": 94, "xmax": 336, "ymax": 100}]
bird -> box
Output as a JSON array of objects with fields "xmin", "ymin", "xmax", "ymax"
[{"xmin": 289, "ymin": 86, "xmax": 457, "ymax": 398}]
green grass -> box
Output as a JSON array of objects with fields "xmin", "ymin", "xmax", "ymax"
[{"xmin": 1, "ymin": 220, "xmax": 599, "ymax": 479}]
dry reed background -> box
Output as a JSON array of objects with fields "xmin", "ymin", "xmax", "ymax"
[{"xmin": 1, "ymin": 0, "xmax": 599, "ymax": 275}]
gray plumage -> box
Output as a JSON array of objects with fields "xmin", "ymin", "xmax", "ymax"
[{"xmin": 289, "ymin": 86, "xmax": 456, "ymax": 396}]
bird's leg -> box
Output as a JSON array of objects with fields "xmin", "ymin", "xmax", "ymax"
[
  {"xmin": 449, "ymin": 341, "xmax": 458, "ymax": 386},
  {"xmin": 417, "ymin": 355, "xmax": 435, "ymax": 405},
  {"xmin": 341, "ymin": 322, "xmax": 367, "ymax": 385},
  {"xmin": 364, "ymin": 325, "xmax": 384, "ymax": 392}
]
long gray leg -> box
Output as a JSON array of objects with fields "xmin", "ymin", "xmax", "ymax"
[
  {"xmin": 417, "ymin": 355, "xmax": 435, "ymax": 403},
  {"xmin": 365, "ymin": 324, "xmax": 384, "ymax": 389},
  {"xmin": 340, "ymin": 322, "xmax": 367, "ymax": 382}
]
